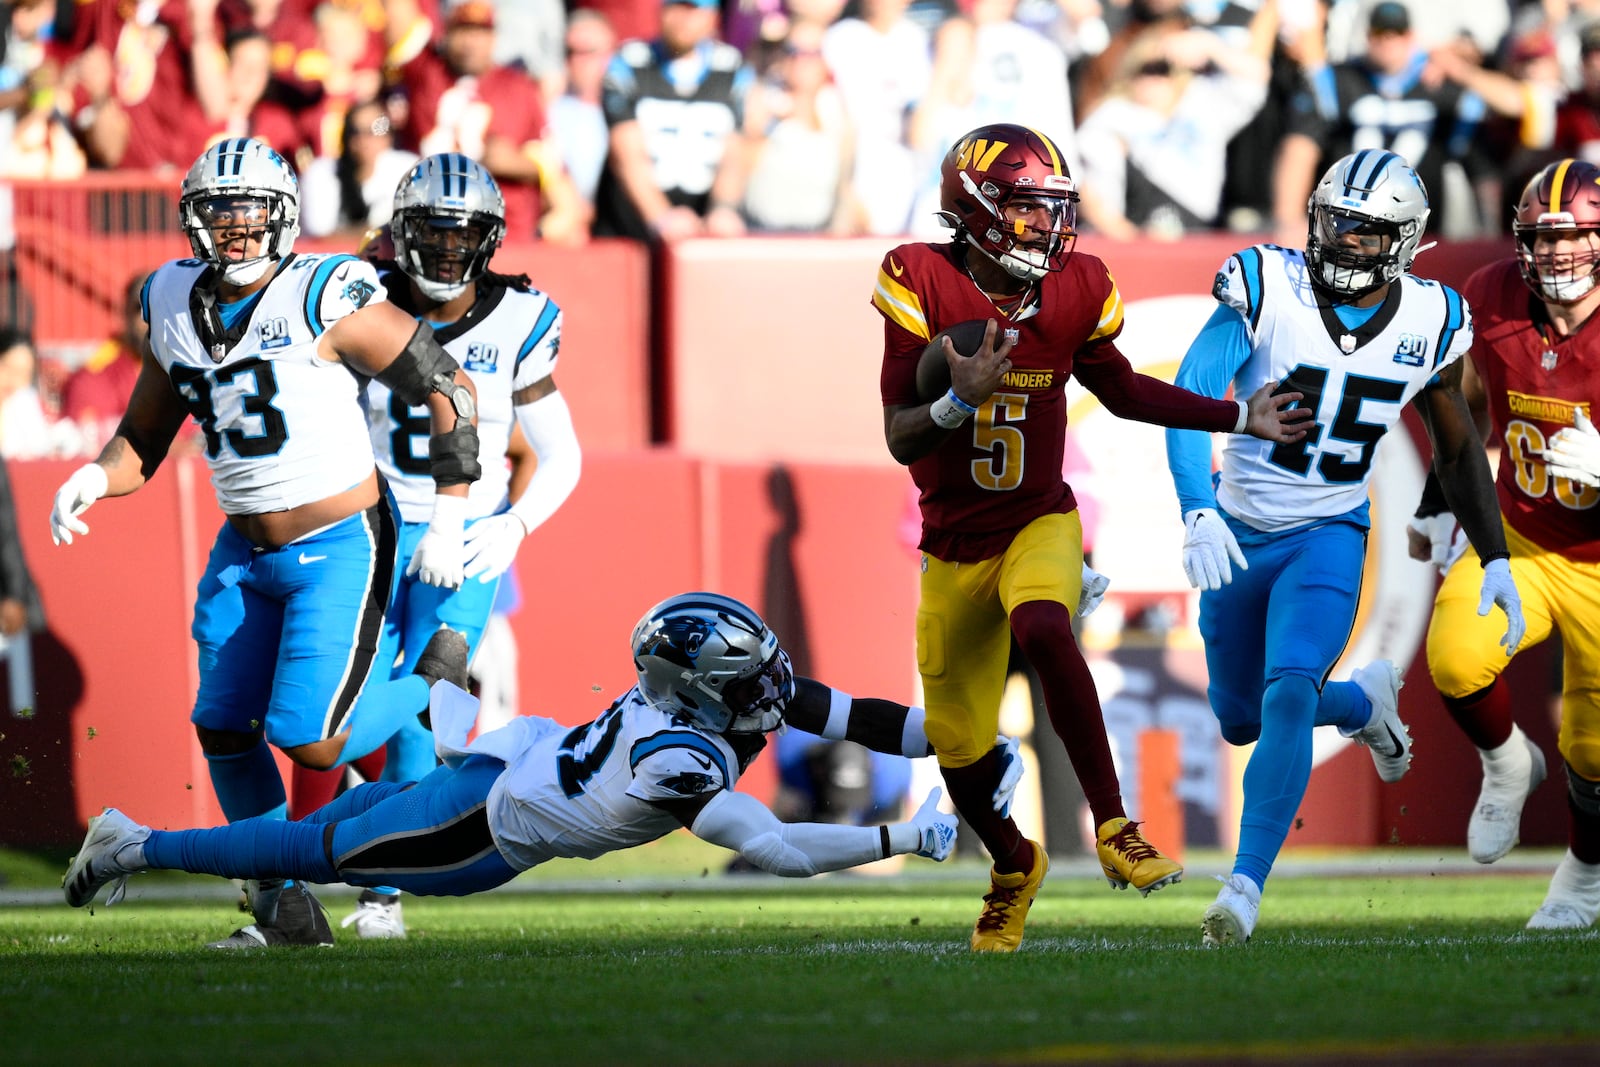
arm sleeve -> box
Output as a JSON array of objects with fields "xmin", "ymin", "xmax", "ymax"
[
  {"xmin": 1165, "ymin": 304, "xmax": 1256, "ymax": 516},
  {"xmin": 509, "ymin": 391, "xmax": 581, "ymax": 533},
  {"xmin": 1072, "ymin": 339, "xmax": 1240, "ymax": 432},
  {"xmin": 688, "ymin": 789, "xmax": 921, "ymax": 877},
  {"xmin": 783, "ymin": 678, "xmax": 931, "ymax": 759}
]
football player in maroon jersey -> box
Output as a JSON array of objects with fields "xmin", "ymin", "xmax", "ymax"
[
  {"xmin": 871, "ymin": 122, "xmax": 1312, "ymax": 952},
  {"xmin": 1409, "ymin": 158, "xmax": 1600, "ymax": 929}
]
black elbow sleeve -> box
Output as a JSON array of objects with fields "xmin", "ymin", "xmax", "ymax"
[{"xmin": 378, "ymin": 323, "xmax": 461, "ymax": 407}]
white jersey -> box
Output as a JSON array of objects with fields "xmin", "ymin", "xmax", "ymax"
[
  {"xmin": 364, "ymin": 274, "xmax": 563, "ymax": 523},
  {"xmin": 143, "ymin": 253, "xmax": 384, "ymax": 515},
  {"xmin": 1213, "ymin": 244, "xmax": 1473, "ymax": 532},
  {"xmin": 428, "ymin": 683, "xmax": 748, "ymax": 871}
]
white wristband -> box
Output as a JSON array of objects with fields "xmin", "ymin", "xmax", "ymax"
[
  {"xmin": 1233, "ymin": 400, "xmax": 1248, "ymax": 434},
  {"xmin": 930, "ymin": 389, "xmax": 976, "ymax": 430},
  {"xmin": 427, "ymin": 492, "xmax": 469, "ymax": 535}
]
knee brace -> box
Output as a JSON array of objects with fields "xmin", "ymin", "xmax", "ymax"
[{"xmin": 1568, "ymin": 762, "xmax": 1600, "ymax": 819}]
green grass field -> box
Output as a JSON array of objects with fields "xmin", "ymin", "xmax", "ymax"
[{"xmin": 3, "ymin": 838, "xmax": 1598, "ymax": 1067}]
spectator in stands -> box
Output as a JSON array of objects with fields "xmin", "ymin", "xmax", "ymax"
[
  {"xmin": 0, "ymin": 336, "xmax": 44, "ymax": 640},
  {"xmin": 595, "ymin": 0, "xmax": 755, "ymax": 241},
  {"xmin": 1273, "ymin": 0, "xmax": 1490, "ymax": 241},
  {"xmin": 548, "ymin": 8, "xmax": 617, "ymax": 208},
  {"xmin": 1075, "ymin": 12, "xmax": 1272, "ymax": 240},
  {"xmin": 742, "ymin": 20, "xmax": 860, "ymax": 234},
  {"xmin": 219, "ymin": 0, "xmax": 384, "ymax": 115},
  {"xmin": 66, "ymin": 0, "xmax": 232, "ymax": 170},
  {"xmin": 387, "ymin": 0, "xmax": 588, "ymax": 245},
  {"xmin": 820, "ymin": 0, "xmax": 935, "ymax": 237},
  {"xmin": 908, "ymin": 0, "xmax": 1082, "ymax": 236},
  {"xmin": 299, "ymin": 99, "xmax": 418, "ymax": 239},
  {"xmin": 0, "ymin": 327, "xmax": 79, "ymax": 459},
  {"xmin": 1072, "ymin": 0, "xmax": 1192, "ymax": 124},
  {"xmin": 0, "ymin": 0, "xmax": 85, "ymax": 179},
  {"xmin": 60, "ymin": 271, "xmax": 148, "ymax": 457},
  {"xmin": 487, "ymin": 0, "xmax": 567, "ymax": 103}
]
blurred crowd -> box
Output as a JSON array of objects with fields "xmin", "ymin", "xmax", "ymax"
[
  {"xmin": 9, "ymin": 0, "xmax": 1600, "ymax": 246},
  {"xmin": 6, "ymin": 0, "xmax": 1600, "ymax": 457}
]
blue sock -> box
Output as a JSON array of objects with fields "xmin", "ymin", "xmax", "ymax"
[
  {"xmin": 204, "ymin": 742, "xmax": 288, "ymax": 823},
  {"xmin": 1315, "ymin": 679, "xmax": 1370, "ymax": 734},
  {"xmin": 340, "ymin": 676, "xmax": 428, "ymax": 764},
  {"xmin": 298, "ymin": 780, "xmax": 411, "ymax": 825},
  {"xmin": 144, "ymin": 818, "xmax": 337, "ymax": 884},
  {"xmin": 383, "ymin": 712, "xmax": 438, "ymax": 784},
  {"xmin": 1234, "ymin": 675, "xmax": 1318, "ymax": 891}
]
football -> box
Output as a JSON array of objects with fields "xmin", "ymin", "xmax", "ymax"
[{"xmin": 916, "ymin": 319, "xmax": 998, "ymax": 402}]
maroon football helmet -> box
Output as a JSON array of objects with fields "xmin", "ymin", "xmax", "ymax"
[
  {"xmin": 1513, "ymin": 159, "xmax": 1600, "ymax": 304},
  {"xmin": 937, "ymin": 124, "xmax": 1078, "ymax": 282}
]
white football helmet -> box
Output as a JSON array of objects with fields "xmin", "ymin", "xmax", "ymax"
[
  {"xmin": 1305, "ymin": 150, "xmax": 1429, "ymax": 299},
  {"xmin": 179, "ymin": 138, "xmax": 300, "ymax": 286},
  {"xmin": 631, "ymin": 592, "xmax": 795, "ymax": 734},
  {"xmin": 392, "ymin": 152, "xmax": 507, "ymax": 302}
]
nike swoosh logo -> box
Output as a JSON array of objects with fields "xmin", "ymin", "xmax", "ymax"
[
  {"xmin": 298, "ymin": 552, "xmax": 328, "ymax": 565},
  {"xmin": 888, "ymin": 257, "xmax": 904, "ymax": 277},
  {"xmin": 688, "ymin": 752, "xmax": 713, "ymax": 771},
  {"xmin": 335, "ymin": 264, "xmax": 351, "ymax": 281},
  {"xmin": 1384, "ymin": 724, "xmax": 1405, "ymax": 758}
]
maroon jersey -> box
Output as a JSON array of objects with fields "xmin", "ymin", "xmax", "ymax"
[
  {"xmin": 1464, "ymin": 259, "xmax": 1600, "ymax": 562},
  {"xmin": 873, "ymin": 242, "xmax": 1236, "ymax": 562},
  {"xmin": 78, "ymin": 0, "xmax": 215, "ymax": 170}
]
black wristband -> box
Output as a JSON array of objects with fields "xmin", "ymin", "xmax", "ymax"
[
  {"xmin": 879, "ymin": 825, "xmax": 892, "ymax": 859},
  {"xmin": 1479, "ymin": 550, "xmax": 1510, "ymax": 567},
  {"xmin": 1415, "ymin": 468, "xmax": 1451, "ymax": 519}
]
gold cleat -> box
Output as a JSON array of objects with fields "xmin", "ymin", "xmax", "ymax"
[
  {"xmin": 1096, "ymin": 818, "xmax": 1182, "ymax": 896},
  {"xmin": 970, "ymin": 840, "xmax": 1048, "ymax": 953}
]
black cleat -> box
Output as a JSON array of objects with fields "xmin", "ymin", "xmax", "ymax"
[
  {"xmin": 206, "ymin": 880, "xmax": 334, "ymax": 949},
  {"xmin": 413, "ymin": 627, "xmax": 469, "ymax": 727}
]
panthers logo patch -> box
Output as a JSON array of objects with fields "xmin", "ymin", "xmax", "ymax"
[
  {"xmin": 343, "ymin": 278, "xmax": 377, "ymax": 308},
  {"xmin": 638, "ymin": 616, "xmax": 713, "ymax": 668}
]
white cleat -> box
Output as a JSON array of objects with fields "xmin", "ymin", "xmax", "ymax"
[
  {"xmin": 1468, "ymin": 728, "xmax": 1546, "ymax": 864},
  {"xmin": 62, "ymin": 808, "xmax": 149, "ymax": 908},
  {"xmin": 1201, "ymin": 873, "xmax": 1260, "ymax": 947},
  {"xmin": 1526, "ymin": 851, "xmax": 1600, "ymax": 931},
  {"xmin": 341, "ymin": 890, "xmax": 407, "ymax": 939},
  {"xmin": 1348, "ymin": 660, "xmax": 1410, "ymax": 783}
]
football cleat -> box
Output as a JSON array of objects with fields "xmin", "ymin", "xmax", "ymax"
[
  {"xmin": 1202, "ymin": 873, "xmax": 1261, "ymax": 947},
  {"xmin": 1348, "ymin": 660, "xmax": 1411, "ymax": 783},
  {"xmin": 63, "ymin": 807, "xmax": 150, "ymax": 908},
  {"xmin": 414, "ymin": 627, "xmax": 470, "ymax": 727},
  {"xmin": 1525, "ymin": 851, "xmax": 1600, "ymax": 931},
  {"xmin": 970, "ymin": 841, "xmax": 1048, "ymax": 953},
  {"xmin": 206, "ymin": 880, "xmax": 334, "ymax": 949},
  {"xmin": 341, "ymin": 890, "xmax": 407, "ymax": 939},
  {"xmin": 1096, "ymin": 817, "xmax": 1182, "ymax": 895},
  {"xmin": 1468, "ymin": 727, "xmax": 1546, "ymax": 864}
]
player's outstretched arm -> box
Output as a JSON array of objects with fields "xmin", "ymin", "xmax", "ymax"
[
  {"xmin": 1414, "ymin": 361, "xmax": 1524, "ymax": 654},
  {"xmin": 50, "ymin": 347, "xmax": 188, "ymax": 545},
  {"xmin": 681, "ymin": 787, "xmax": 957, "ymax": 876}
]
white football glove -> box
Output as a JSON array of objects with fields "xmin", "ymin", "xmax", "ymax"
[
  {"xmin": 1077, "ymin": 561, "xmax": 1110, "ymax": 618},
  {"xmin": 992, "ymin": 734, "xmax": 1023, "ymax": 817},
  {"xmin": 1181, "ymin": 508, "xmax": 1246, "ymax": 591},
  {"xmin": 462, "ymin": 513, "xmax": 528, "ymax": 584},
  {"xmin": 407, "ymin": 495, "xmax": 468, "ymax": 590},
  {"xmin": 1543, "ymin": 408, "xmax": 1600, "ymax": 487},
  {"xmin": 50, "ymin": 463, "xmax": 109, "ymax": 545},
  {"xmin": 1408, "ymin": 512, "xmax": 1469, "ymax": 576},
  {"xmin": 1477, "ymin": 557, "xmax": 1525, "ymax": 657},
  {"xmin": 908, "ymin": 786, "xmax": 958, "ymax": 861}
]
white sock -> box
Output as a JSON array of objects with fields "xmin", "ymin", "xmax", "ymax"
[{"xmin": 1482, "ymin": 725, "xmax": 1529, "ymax": 768}]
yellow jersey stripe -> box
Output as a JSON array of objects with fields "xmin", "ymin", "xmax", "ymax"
[
  {"xmin": 1090, "ymin": 279, "xmax": 1124, "ymax": 341},
  {"xmin": 872, "ymin": 270, "xmax": 929, "ymax": 340}
]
